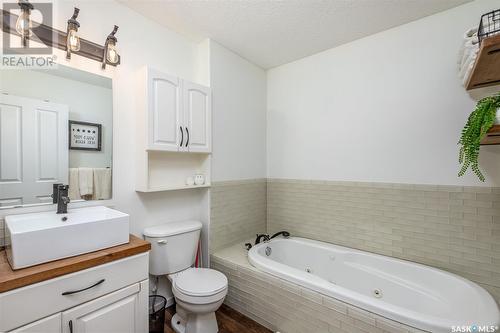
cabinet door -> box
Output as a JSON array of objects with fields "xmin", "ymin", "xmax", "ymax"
[
  {"xmin": 147, "ymin": 68, "xmax": 182, "ymax": 151},
  {"xmin": 9, "ymin": 313, "xmax": 62, "ymax": 332},
  {"xmin": 182, "ymin": 81, "xmax": 211, "ymax": 153},
  {"xmin": 62, "ymin": 282, "xmax": 147, "ymax": 333}
]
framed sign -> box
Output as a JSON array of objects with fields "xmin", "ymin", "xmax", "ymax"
[{"xmin": 69, "ymin": 121, "xmax": 102, "ymax": 151}]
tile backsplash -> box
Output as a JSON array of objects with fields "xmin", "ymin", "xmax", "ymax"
[
  {"xmin": 210, "ymin": 179, "xmax": 267, "ymax": 253},
  {"xmin": 267, "ymin": 179, "xmax": 500, "ymax": 302}
]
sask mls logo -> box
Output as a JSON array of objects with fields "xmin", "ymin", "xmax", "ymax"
[
  {"xmin": 1, "ymin": 1, "xmax": 56, "ymax": 68},
  {"xmin": 452, "ymin": 325, "xmax": 499, "ymax": 332}
]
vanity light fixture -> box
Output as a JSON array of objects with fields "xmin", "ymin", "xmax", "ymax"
[
  {"xmin": 102, "ymin": 25, "xmax": 120, "ymax": 69},
  {"xmin": 3, "ymin": 5, "xmax": 122, "ymax": 68},
  {"xmin": 66, "ymin": 7, "xmax": 81, "ymax": 59},
  {"xmin": 15, "ymin": 0, "xmax": 34, "ymax": 47}
]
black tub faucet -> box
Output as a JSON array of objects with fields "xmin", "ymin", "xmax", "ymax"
[
  {"xmin": 56, "ymin": 184, "xmax": 70, "ymax": 214},
  {"xmin": 255, "ymin": 234, "xmax": 270, "ymax": 244},
  {"xmin": 270, "ymin": 231, "xmax": 290, "ymax": 239}
]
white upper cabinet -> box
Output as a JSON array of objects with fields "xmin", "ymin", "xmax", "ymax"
[
  {"xmin": 139, "ymin": 67, "xmax": 211, "ymax": 153},
  {"xmin": 146, "ymin": 68, "xmax": 182, "ymax": 151},
  {"xmin": 183, "ymin": 81, "xmax": 211, "ymax": 153}
]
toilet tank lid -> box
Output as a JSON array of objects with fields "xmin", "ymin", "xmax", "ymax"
[{"xmin": 143, "ymin": 220, "xmax": 202, "ymax": 238}]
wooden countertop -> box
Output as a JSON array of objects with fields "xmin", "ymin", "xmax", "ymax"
[{"xmin": 0, "ymin": 235, "xmax": 150, "ymax": 293}]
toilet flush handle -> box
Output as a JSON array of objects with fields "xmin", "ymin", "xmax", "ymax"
[{"xmin": 157, "ymin": 240, "xmax": 167, "ymax": 245}]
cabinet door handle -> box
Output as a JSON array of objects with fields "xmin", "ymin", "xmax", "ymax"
[
  {"xmin": 62, "ymin": 279, "xmax": 105, "ymax": 295},
  {"xmin": 69, "ymin": 320, "xmax": 73, "ymax": 333},
  {"xmin": 179, "ymin": 126, "xmax": 184, "ymax": 147},
  {"xmin": 185, "ymin": 127, "xmax": 189, "ymax": 147}
]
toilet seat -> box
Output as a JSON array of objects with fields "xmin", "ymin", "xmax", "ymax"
[
  {"xmin": 171, "ymin": 268, "xmax": 228, "ymax": 305},
  {"xmin": 175, "ymin": 268, "xmax": 227, "ymax": 296}
]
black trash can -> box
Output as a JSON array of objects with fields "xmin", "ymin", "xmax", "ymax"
[{"xmin": 149, "ymin": 295, "xmax": 167, "ymax": 333}]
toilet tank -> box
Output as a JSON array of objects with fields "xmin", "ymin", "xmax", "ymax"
[{"xmin": 143, "ymin": 220, "xmax": 202, "ymax": 276}]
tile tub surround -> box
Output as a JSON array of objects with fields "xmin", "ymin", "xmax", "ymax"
[
  {"xmin": 267, "ymin": 179, "xmax": 500, "ymax": 303},
  {"xmin": 210, "ymin": 179, "xmax": 267, "ymax": 252},
  {"xmin": 211, "ymin": 243, "xmax": 427, "ymax": 333}
]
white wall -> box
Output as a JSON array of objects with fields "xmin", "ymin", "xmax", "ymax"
[
  {"xmin": 2, "ymin": 69, "xmax": 113, "ymax": 169},
  {"xmin": 267, "ymin": 0, "xmax": 500, "ymax": 186},
  {"xmin": 209, "ymin": 41, "xmax": 267, "ymax": 181}
]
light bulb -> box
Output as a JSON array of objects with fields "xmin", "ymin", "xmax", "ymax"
[
  {"xmin": 68, "ymin": 28, "xmax": 80, "ymax": 51},
  {"xmin": 15, "ymin": 10, "xmax": 32, "ymax": 37},
  {"xmin": 106, "ymin": 43, "xmax": 119, "ymax": 64}
]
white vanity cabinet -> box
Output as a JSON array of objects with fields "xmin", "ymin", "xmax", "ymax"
[
  {"xmin": 61, "ymin": 283, "xmax": 145, "ymax": 333},
  {"xmin": 9, "ymin": 314, "xmax": 62, "ymax": 332},
  {"xmin": 0, "ymin": 253, "xmax": 149, "ymax": 333},
  {"xmin": 138, "ymin": 67, "xmax": 212, "ymax": 153}
]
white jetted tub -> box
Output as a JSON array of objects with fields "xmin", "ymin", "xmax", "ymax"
[{"xmin": 248, "ymin": 237, "xmax": 500, "ymax": 333}]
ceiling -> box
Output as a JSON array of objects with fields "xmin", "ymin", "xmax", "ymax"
[{"xmin": 120, "ymin": 0, "xmax": 472, "ymax": 69}]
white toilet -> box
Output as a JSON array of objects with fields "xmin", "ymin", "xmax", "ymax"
[{"xmin": 144, "ymin": 221, "xmax": 228, "ymax": 333}]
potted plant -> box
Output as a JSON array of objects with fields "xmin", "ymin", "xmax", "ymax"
[{"xmin": 458, "ymin": 93, "xmax": 500, "ymax": 181}]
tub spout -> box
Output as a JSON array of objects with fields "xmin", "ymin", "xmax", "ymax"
[{"xmin": 270, "ymin": 231, "xmax": 290, "ymax": 239}]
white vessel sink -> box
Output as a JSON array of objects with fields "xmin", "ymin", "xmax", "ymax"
[{"xmin": 5, "ymin": 206, "xmax": 130, "ymax": 269}]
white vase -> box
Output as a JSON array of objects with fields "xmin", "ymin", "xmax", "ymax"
[{"xmin": 495, "ymin": 108, "xmax": 500, "ymax": 125}]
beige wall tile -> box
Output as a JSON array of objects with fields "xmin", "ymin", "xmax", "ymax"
[{"xmin": 210, "ymin": 179, "xmax": 267, "ymax": 252}]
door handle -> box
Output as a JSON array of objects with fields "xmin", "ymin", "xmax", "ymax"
[
  {"xmin": 62, "ymin": 279, "xmax": 105, "ymax": 295},
  {"xmin": 69, "ymin": 320, "xmax": 73, "ymax": 333},
  {"xmin": 179, "ymin": 126, "xmax": 184, "ymax": 147},
  {"xmin": 185, "ymin": 127, "xmax": 189, "ymax": 147}
]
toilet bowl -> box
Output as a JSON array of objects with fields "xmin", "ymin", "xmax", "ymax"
[
  {"xmin": 169, "ymin": 268, "xmax": 228, "ymax": 333},
  {"xmin": 144, "ymin": 221, "xmax": 228, "ymax": 333}
]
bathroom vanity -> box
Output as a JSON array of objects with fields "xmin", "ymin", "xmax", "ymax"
[{"xmin": 0, "ymin": 235, "xmax": 151, "ymax": 332}]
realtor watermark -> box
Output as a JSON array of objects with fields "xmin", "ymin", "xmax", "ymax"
[
  {"xmin": 452, "ymin": 325, "xmax": 499, "ymax": 332},
  {"xmin": 1, "ymin": 54, "xmax": 56, "ymax": 68},
  {"xmin": 1, "ymin": 1, "xmax": 57, "ymax": 69}
]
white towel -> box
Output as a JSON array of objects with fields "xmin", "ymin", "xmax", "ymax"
[
  {"xmin": 462, "ymin": 61, "xmax": 475, "ymax": 87},
  {"xmin": 68, "ymin": 168, "xmax": 80, "ymax": 200},
  {"xmin": 78, "ymin": 167, "xmax": 94, "ymax": 196},
  {"xmin": 93, "ymin": 168, "xmax": 112, "ymax": 200},
  {"xmin": 457, "ymin": 28, "xmax": 479, "ymax": 71},
  {"xmin": 459, "ymin": 40, "xmax": 479, "ymax": 71},
  {"xmin": 464, "ymin": 27, "xmax": 478, "ymax": 39},
  {"xmin": 459, "ymin": 51, "xmax": 477, "ymax": 79}
]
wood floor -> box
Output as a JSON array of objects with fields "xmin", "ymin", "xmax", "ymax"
[{"xmin": 164, "ymin": 304, "xmax": 272, "ymax": 333}]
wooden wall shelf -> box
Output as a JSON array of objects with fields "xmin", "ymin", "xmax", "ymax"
[
  {"xmin": 481, "ymin": 125, "xmax": 500, "ymax": 145},
  {"xmin": 466, "ymin": 34, "xmax": 500, "ymax": 90}
]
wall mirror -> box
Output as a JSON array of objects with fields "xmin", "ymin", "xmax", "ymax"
[{"xmin": 0, "ymin": 65, "xmax": 113, "ymax": 209}]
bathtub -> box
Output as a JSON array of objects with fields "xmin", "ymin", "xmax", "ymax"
[{"xmin": 248, "ymin": 237, "xmax": 500, "ymax": 333}]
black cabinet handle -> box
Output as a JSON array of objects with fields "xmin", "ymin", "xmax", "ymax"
[
  {"xmin": 185, "ymin": 127, "xmax": 189, "ymax": 147},
  {"xmin": 62, "ymin": 279, "xmax": 105, "ymax": 296},
  {"xmin": 69, "ymin": 320, "xmax": 73, "ymax": 333},
  {"xmin": 179, "ymin": 126, "xmax": 184, "ymax": 147}
]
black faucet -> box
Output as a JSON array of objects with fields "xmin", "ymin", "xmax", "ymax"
[
  {"xmin": 255, "ymin": 234, "xmax": 270, "ymax": 244},
  {"xmin": 51, "ymin": 183, "xmax": 63, "ymax": 204},
  {"xmin": 56, "ymin": 184, "xmax": 70, "ymax": 214},
  {"xmin": 270, "ymin": 231, "xmax": 290, "ymax": 239}
]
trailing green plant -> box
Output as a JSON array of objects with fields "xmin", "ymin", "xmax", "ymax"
[{"xmin": 458, "ymin": 93, "xmax": 500, "ymax": 181}]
